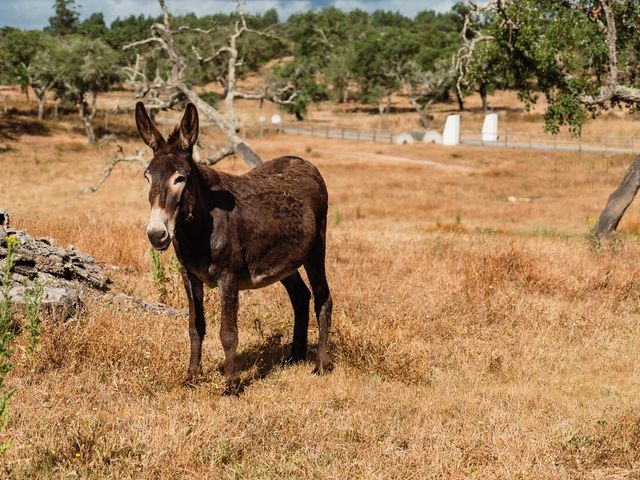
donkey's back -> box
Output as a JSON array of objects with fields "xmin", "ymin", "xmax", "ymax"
[{"xmin": 209, "ymin": 156, "xmax": 329, "ymax": 290}]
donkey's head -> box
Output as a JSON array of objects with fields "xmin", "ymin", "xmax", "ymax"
[{"xmin": 135, "ymin": 101, "xmax": 199, "ymax": 251}]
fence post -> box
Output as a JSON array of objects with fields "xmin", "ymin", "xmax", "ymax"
[
  {"xmin": 341, "ymin": 128, "xmax": 344, "ymax": 140},
  {"xmin": 553, "ymin": 135, "xmax": 557, "ymax": 150},
  {"xmin": 3, "ymin": 95, "xmax": 7, "ymax": 115},
  {"xmin": 326, "ymin": 126, "xmax": 329, "ymax": 138},
  {"xmin": 357, "ymin": 129, "xmax": 360, "ymax": 141},
  {"xmin": 505, "ymin": 131, "xmax": 508, "ymax": 147},
  {"xmin": 373, "ymin": 129, "xmax": 376, "ymax": 142}
]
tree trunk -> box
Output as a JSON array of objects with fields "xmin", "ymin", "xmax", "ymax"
[
  {"xmin": 409, "ymin": 97, "xmax": 431, "ymax": 129},
  {"xmin": 342, "ymin": 88, "xmax": 348, "ymax": 104},
  {"xmin": 456, "ymin": 89, "xmax": 465, "ymax": 111},
  {"xmin": 594, "ymin": 155, "xmax": 640, "ymax": 237},
  {"xmin": 79, "ymin": 99, "xmax": 96, "ymax": 145},
  {"xmin": 386, "ymin": 93, "xmax": 392, "ymax": 113},
  {"xmin": 295, "ymin": 110, "xmax": 304, "ymax": 121},
  {"xmin": 35, "ymin": 92, "xmax": 46, "ymax": 120},
  {"xmin": 37, "ymin": 97, "xmax": 45, "ymax": 120},
  {"xmin": 480, "ymin": 83, "xmax": 488, "ymax": 113}
]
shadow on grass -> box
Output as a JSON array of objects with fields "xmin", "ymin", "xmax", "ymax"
[
  {"xmin": 0, "ymin": 114, "xmax": 51, "ymax": 140},
  {"xmin": 0, "ymin": 145, "xmax": 17, "ymax": 154},
  {"xmin": 207, "ymin": 333, "xmax": 320, "ymax": 394}
]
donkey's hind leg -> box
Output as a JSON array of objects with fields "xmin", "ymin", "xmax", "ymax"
[
  {"xmin": 304, "ymin": 232, "xmax": 333, "ymax": 374},
  {"xmin": 281, "ymin": 271, "xmax": 311, "ymax": 363}
]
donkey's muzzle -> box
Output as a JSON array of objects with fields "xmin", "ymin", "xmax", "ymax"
[{"xmin": 147, "ymin": 228, "xmax": 170, "ymax": 251}]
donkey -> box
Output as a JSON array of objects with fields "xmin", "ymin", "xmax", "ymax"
[{"xmin": 135, "ymin": 102, "xmax": 333, "ymax": 392}]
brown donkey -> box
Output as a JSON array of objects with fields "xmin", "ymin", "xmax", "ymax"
[{"xmin": 135, "ymin": 102, "xmax": 333, "ymax": 392}]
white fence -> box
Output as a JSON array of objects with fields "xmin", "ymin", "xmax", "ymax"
[
  {"xmin": 281, "ymin": 122, "xmax": 396, "ymax": 143},
  {"xmin": 460, "ymin": 130, "xmax": 639, "ymax": 155}
]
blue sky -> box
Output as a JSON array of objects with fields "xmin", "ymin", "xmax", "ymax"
[{"xmin": 0, "ymin": 0, "xmax": 459, "ymax": 30}]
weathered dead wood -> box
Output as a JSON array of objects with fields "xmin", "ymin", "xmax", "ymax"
[
  {"xmin": 108, "ymin": 292, "xmax": 187, "ymax": 317},
  {"xmin": 123, "ymin": 0, "xmax": 293, "ymax": 168},
  {"xmin": 594, "ymin": 155, "xmax": 640, "ymax": 238},
  {"xmin": 6, "ymin": 285, "xmax": 81, "ymax": 322},
  {"xmin": 1, "ymin": 219, "xmax": 110, "ymax": 291},
  {"xmin": 84, "ymin": 146, "xmax": 148, "ymax": 193},
  {"xmin": 0, "ymin": 209, "xmax": 187, "ymax": 319}
]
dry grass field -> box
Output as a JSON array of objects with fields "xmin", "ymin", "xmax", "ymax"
[{"xmin": 3, "ymin": 90, "xmax": 640, "ymax": 478}]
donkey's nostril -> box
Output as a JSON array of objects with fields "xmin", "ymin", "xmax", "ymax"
[{"xmin": 147, "ymin": 228, "xmax": 169, "ymax": 249}]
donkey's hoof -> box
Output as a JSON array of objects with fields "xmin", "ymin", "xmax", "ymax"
[
  {"xmin": 183, "ymin": 366, "xmax": 204, "ymax": 387},
  {"xmin": 223, "ymin": 378, "xmax": 243, "ymax": 396},
  {"xmin": 312, "ymin": 361, "xmax": 333, "ymax": 375}
]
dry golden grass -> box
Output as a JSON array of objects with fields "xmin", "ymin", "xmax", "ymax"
[{"xmin": 3, "ymin": 96, "xmax": 640, "ymax": 478}]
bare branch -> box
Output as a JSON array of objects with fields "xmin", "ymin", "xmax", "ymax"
[
  {"xmin": 579, "ymin": 84, "xmax": 640, "ymax": 107},
  {"xmin": 121, "ymin": 0, "xmax": 268, "ymax": 167},
  {"xmin": 203, "ymin": 146, "xmax": 234, "ymax": 166},
  {"xmin": 123, "ymin": 37, "xmax": 165, "ymax": 51},
  {"xmin": 454, "ymin": 1, "xmax": 497, "ymax": 98},
  {"xmin": 84, "ymin": 146, "xmax": 148, "ymax": 193}
]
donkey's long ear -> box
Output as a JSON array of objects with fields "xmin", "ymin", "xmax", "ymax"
[
  {"xmin": 135, "ymin": 102, "xmax": 164, "ymax": 151},
  {"xmin": 178, "ymin": 103, "xmax": 199, "ymax": 150}
]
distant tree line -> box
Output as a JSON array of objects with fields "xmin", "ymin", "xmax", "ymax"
[
  {"xmin": 1, "ymin": 0, "xmax": 496, "ymax": 139},
  {"xmin": 2, "ymin": 0, "xmax": 638, "ymax": 145}
]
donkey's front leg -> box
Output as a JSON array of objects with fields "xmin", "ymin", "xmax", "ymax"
[
  {"xmin": 219, "ymin": 274, "xmax": 240, "ymax": 393},
  {"xmin": 182, "ymin": 270, "xmax": 205, "ymax": 383}
]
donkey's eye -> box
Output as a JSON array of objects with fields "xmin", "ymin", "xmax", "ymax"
[{"xmin": 174, "ymin": 175, "xmax": 186, "ymax": 185}]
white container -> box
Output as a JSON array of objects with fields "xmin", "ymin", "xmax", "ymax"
[
  {"xmin": 442, "ymin": 114, "xmax": 460, "ymax": 146},
  {"xmin": 482, "ymin": 113, "xmax": 498, "ymax": 143}
]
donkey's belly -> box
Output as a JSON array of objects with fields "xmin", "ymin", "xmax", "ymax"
[{"xmin": 239, "ymin": 265, "xmax": 300, "ymax": 290}]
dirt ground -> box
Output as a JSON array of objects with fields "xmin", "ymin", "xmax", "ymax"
[{"xmin": 2, "ymin": 91, "xmax": 640, "ymax": 478}]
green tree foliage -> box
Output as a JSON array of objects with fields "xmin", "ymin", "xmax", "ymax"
[
  {"xmin": 460, "ymin": 0, "xmax": 640, "ymax": 134},
  {"xmin": 283, "ymin": 8, "xmax": 368, "ymax": 107},
  {"xmin": 280, "ymin": 7, "xmax": 462, "ymax": 117},
  {"xmin": 0, "ymin": 3, "xmax": 484, "ymax": 128},
  {"xmin": 79, "ymin": 12, "xmax": 108, "ymax": 38},
  {"xmin": 270, "ymin": 61, "xmax": 329, "ymax": 120},
  {"xmin": 106, "ymin": 14, "xmax": 158, "ymax": 63},
  {"xmin": 35, "ymin": 36, "xmax": 120, "ymax": 143},
  {"xmin": 351, "ymin": 30, "xmax": 403, "ymax": 107},
  {"xmin": 47, "ymin": 0, "xmax": 80, "ymax": 36},
  {"xmin": 0, "ymin": 29, "xmax": 56, "ymax": 119}
]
